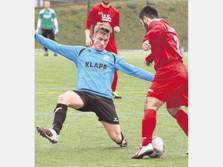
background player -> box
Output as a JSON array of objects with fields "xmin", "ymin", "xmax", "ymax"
[
  {"xmin": 85, "ymin": 0, "xmax": 121, "ymax": 99},
  {"xmin": 35, "ymin": 23, "xmax": 154, "ymax": 148},
  {"xmin": 36, "ymin": 0, "xmax": 59, "ymax": 56},
  {"xmin": 132, "ymin": 6, "xmax": 188, "ymax": 159}
]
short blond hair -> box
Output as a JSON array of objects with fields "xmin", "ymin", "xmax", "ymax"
[{"xmin": 94, "ymin": 22, "xmax": 112, "ymax": 35}]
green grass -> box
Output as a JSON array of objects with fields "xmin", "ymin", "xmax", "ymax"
[
  {"xmin": 35, "ymin": 0, "xmax": 188, "ymax": 50},
  {"xmin": 35, "ymin": 49, "xmax": 188, "ymax": 167}
]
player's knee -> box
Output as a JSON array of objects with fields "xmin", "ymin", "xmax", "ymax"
[
  {"xmin": 57, "ymin": 91, "xmax": 73, "ymax": 105},
  {"xmin": 58, "ymin": 94, "xmax": 67, "ymax": 104},
  {"xmin": 145, "ymin": 97, "xmax": 163, "ymax": 111}
]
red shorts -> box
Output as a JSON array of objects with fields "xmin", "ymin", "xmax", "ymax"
[{"xmin": 147, "ymin": 62, "xmax": 188, "ymax": 108}]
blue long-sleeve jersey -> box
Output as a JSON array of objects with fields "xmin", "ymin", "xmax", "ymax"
[{"xmin": 35, "ymin": 34, "xmax": 154, "ymax": 99}]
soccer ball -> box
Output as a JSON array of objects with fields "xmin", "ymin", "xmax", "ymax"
[{"xmin": 149, "ymin": 136, "xmax": 165, "ymax": 158}]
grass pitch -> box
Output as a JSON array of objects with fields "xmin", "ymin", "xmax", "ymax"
[{"xmin": 35, "ymin": 49, "xmax": 188, "ymax": 167}]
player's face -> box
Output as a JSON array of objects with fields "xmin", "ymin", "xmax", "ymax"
[
  {"xmin": 102, "ymin": 0, "xmax": 110, "ymax": 5},
  {"xmin": 44, "ymin": 1, "xmax": 50, "ymax": 9},
  {"xmin": 92, "ymin": 32, "xmax": 110, "ymax": 51}
]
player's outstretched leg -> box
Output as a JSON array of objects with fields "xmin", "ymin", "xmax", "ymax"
[
  {"xmin": 36, "ymin": 127, "xmax": 59, "ymax": 144},
  {"xmin": 36, "ymin": 103, "xmax": 68, "ymax": 143},
  {"xmin": 52, "ymin": 103, "xmax": 68, "ymax": 135},
  {"xmin": 102, "ymin": 122, "xmax": 128, "ymax": 147}
]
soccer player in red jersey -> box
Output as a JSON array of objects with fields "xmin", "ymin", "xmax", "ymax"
[
  {"xmin": 85, "ymin": 0, "xmax": 122, "ymax": 99},
  {"xmin": 132, "ymin": 6, "xmax": 188, "ymax": 159}
]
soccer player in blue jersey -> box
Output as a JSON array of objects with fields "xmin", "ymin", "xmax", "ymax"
[{"xmin": 36, "ymin": 23, "xmax": 154, "ymax": 147}]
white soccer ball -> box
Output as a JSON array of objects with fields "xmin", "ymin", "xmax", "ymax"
[{"xmin": 149, "ymin": 136, "xmax": 165, "ymax": 158}]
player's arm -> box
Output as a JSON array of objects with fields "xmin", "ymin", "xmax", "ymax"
[
  {"xmin": 53, "ymin": 18, "xmax": 59, "ymax": 35},
  {"xmin": 113, "ymin": 10, "xmax": 120, "ymax": 33},
  {"xmin": 52, "ymin": 10, "xmax": 59, "ymax": 35},
  {"xmin": 141, "ymin": 39, "xmax": 153, "ymax": 65},
  {"xmin": 36, "ymin": 11, "xmax": 43, "ymax": 34},
  {"xmin": 36, "ymin": 11, "xmax": 42, "ymax": 34},
  {"xmin": 36, "ymin": 18, "xmax": 41, "ymax": 34},
  {"xmin": 144, "ymin": 22, "xmax": 165, "ymax": 42},
  {"xmin": 142, "ymin": 40, "xmax": 151, "ymax": 51},
  {"xmin": 142, "ymin": 21, "xmax": 166, "ymax": 51},
  {"xmin": 85, "ymin": 29, "xmax": 92, "ymax": 46},
  {"xmin": 85, "ymin": 8, "xmax": 95, "ymax": 46},
  {"xmin": 35, "ymin": 34, "xmax": 84, "ymax": 62},
  {"xmin": 115, "ymin": 57, "xmax": 154, "ymax": 81}
]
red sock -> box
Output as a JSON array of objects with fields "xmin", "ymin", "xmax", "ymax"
[
  {"xmin": 112, "ymin": 71, "xmax": 118, "ymax": 92},
  {"xmin": 174, "ymin": 110, "xmax": 188, "ymax": 136},
  {"xmin": 142, "ymin": 109, "xmax": 156, "ymax": 146}
]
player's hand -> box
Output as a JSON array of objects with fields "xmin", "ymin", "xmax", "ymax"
[
  {"xmin": 145, "ymin": 54, "xmax": 153, "ymax": 66},
  {"xmin": 145, "ymin": 60, "xmax": 153, "ymax": 66},
  {"xmin": 144, "ymin": 61, "xmax": 150, "ymax": 66},
  {"xmin": 85, "ymin": 38, "xmax": 93, "ymax": 47},
  {"xmin": 114, "ymin": 26, "xmax": 120, "ymax": 33},
  {"xmin": 35, "ymin": 29, "xmax": 39, "ymax": 34},
  {"xmin": 54, "ymin": 29, "xmax": 59, "ymax": 35},
  {"xmin": 142, "ymin": 40, "xmax": 151, "ymax": 51}
]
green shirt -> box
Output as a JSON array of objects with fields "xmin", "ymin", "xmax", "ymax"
[{"xmin": 39, "ymin": 8, "xmax": 56, "ymax": 30}]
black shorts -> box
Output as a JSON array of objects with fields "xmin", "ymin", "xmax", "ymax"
[
  {"xmin": 41, "ymin": 28, "xmax": 55, "ymax": 40},
  {"xmin": 73, "ymin": 90, "xmax": 119, "ymax": 124}
]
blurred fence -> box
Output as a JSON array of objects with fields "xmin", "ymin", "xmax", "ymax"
[
  {"xmin": 35, "ymin": 0, "xmax": 152, "ymax": 7},
  {"xmin": 35, "ymin": 0, "xmax": 106, "ymax": 7}
]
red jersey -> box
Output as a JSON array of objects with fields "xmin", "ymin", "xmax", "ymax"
[
  {"xmin": 85, "ymin": 3, "xmax": 120, "ymax": 53},
  {"xmin": 144, "ymin": 19, "xmax": 183, "ymax": 71},
  {"xmin": 144, "ymin": 19, "xmax": 188, "ymax": 107}
]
